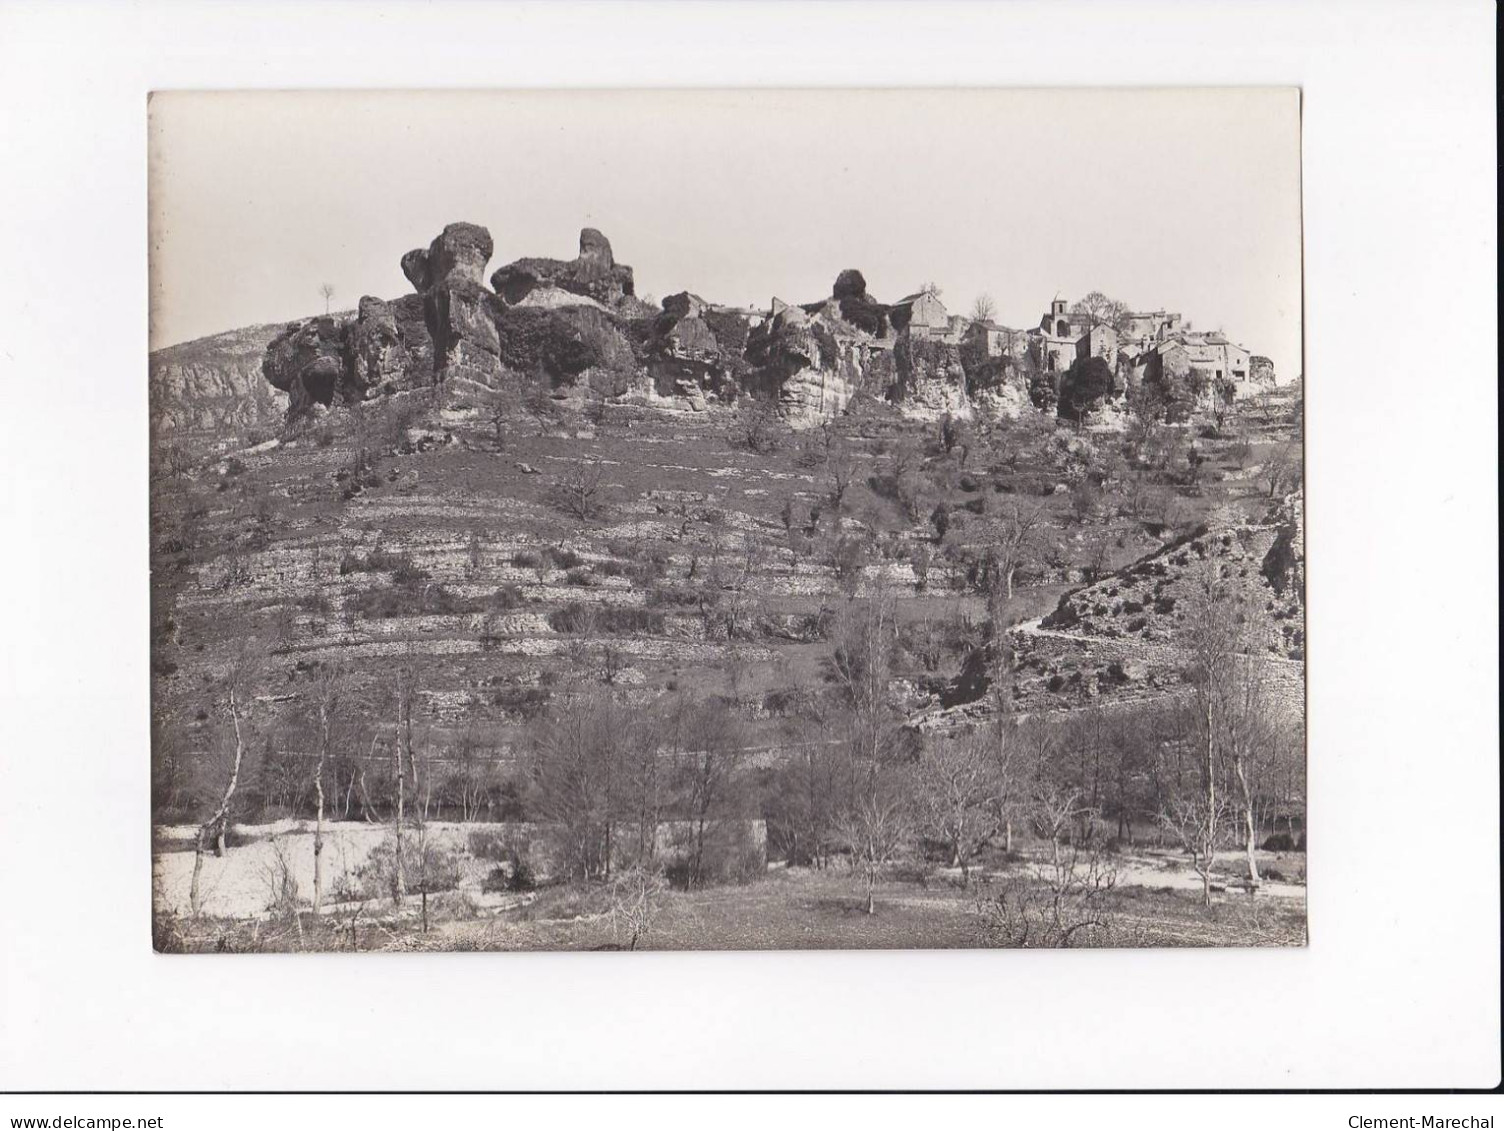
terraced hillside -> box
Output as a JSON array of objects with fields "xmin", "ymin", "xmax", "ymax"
[
  {"xmin": 149, "ymin": 303, "xmax": 1304, "ymax": 951},
  {"xmin": 152, "ymin": 351, "xmax": 1302, "ymax": 763}
]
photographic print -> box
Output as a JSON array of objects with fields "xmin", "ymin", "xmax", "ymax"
[{"xmin": 148, "ymin": 88, "xmax": 1305, "ymax": 953}]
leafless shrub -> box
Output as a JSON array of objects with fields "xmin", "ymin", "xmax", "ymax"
[
  {"xmin": 260, "ymin": 835, "xmax": 302, "ymax": 920},
  {"xmin": 607, "ymin": 864, "xmax": 665, "ymax": 950},
  {"xmin": 975, "ymin": 843, "xmax": 1117, "ymax": 948},
  {"xmin": 549, "ymin": 458, "xmax": 608, "ymax": 522},
  {"xmin": 975, "ymin": 790, "xmax": 1118, "ymax": 948}
]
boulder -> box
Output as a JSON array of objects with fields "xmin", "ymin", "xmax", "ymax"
[
  {"xmin": 425, "ymin": 222, "xmax": 493, "ymax": 287},
  {"xmin": 576, "ymin": 228, "xmax": 615, "ymax": 277},
  {"xmin": 346, "ymin": 297, "xmax": 401, "ymax": 395},
  {"xmin": 400, "ymin": 248, "xmax": 432, "ymax": 292},
  {"xmin": 262, "ymin": 315, "xmax": 350, "ymax": 417},
  {"xmin": 832, "ymin": 269, "xmax": 868, "ymax": 301}
]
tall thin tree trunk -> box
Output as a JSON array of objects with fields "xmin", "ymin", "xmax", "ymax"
[
  {"xmin": 393, "ymin": 678, "xmax": 410, "ymax": 906},
  {"xmin": 313, "ymin": 770, "xmax": 325, "ymax": 914},
  {"xmin": 1234, "ymin": 755, "xmax": 1261, "ymax": 887},
  {"xmin": 190, "ymin": 688, "xmax": 248, "ymax": 918},
  {"xmin": 313, "ymin": 701, "xmax": 331, "ymax": 916},
  {"xmin": 1203, "ymin": 698, "xmax": 1216, "ymax": 908}
]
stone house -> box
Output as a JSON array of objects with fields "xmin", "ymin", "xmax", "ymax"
[
  {"xmin": 1122, "ymin": 309, "xmax": 1184, "ymax": 350},
  {"xmin": 1075, "ymin": 323, "xmax": 1119, "ymax": 366},
  {"xmin": 890, "ymin": 290, "xmax": 952, "ymax": 339},
  {"xmin": 963, "ymin": 319, "xmax": 1028, "ymax": 360}
]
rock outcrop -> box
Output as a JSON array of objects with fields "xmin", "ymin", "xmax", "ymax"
[
  {"xmin": 262, "ymin": 315, "xmax": 352, "ymax": 415},
  {"xmin": 742, "ymin": 275, "xmax": 899, "ymax": 427},
  {"xmin": 402, "ymin": 222, "xmax": 502, "ymax": 387},
  {"xmin": 633, "ymin": 292, "xmax": 751, "ymax": 401},
  {"xmin": 490, "ymin": 227, "xmax": 636, "ymax": 309},
  {"xmin": 893, "ymin": 334, "xmax": 970, "ymax": 422},
  {"xmin": 244, "ymin": 229, "xmax": 1131, "ymax": 431},
  {"xmin": 347, "ymin": 295, "xmax": 432, "ymax": 397}
]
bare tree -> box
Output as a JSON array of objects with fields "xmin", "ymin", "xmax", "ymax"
[
  {"xmin": 391, "ymin": 665, "xmax": 416, "ymax": 905},
  {"xmin": 528, "ymin": 689, "xmax": 621, "ymax": 882},
  {"xmin": 1159, "ymin": 774, "xmax": 1231, "ymax": 908},
  {"xmin": 1165, "ymin": 557, "xmax": 1276, "ymax": 900},
  {"xmin": 189, "ymin": 641, "xmax": 262, "ymax": 917},
  {"xmin": 915, "ymin": 731, "xmax": 996, "ymax": 885},
  {"xmin": 675, "ymin": 702, "xmax": 748, "ymax": 888},
  {"xmin": 310, "ymin": 661, "xmax": 348, "ymax": 915},
  {"xmin": 740, "ymin": 399, "xmax": 786, "ymax": 454},
  {"xmin": 825, "ymin": 588, "xmax": 914, "ymax": 913},
  {"xmin": 1263, "ymin": 443, "xmax": 1301, "ymax": 500},
  {"xmin": 976, "ymin": 788, "xmax": 1118, "ymax": 948},
  {"xmin": 833, "ymin": 781, "xmax": 913, "ymax": 915},
  {"xmin": 825, "ymin": 440, "xmax": 856, "ymax": 516},
  {"xmin": 982, "ymin": 500, "xmax": 1047, "ymax": 605},
  {"xmin": 1070, "ymin": 290, "xmax": 1130, "ymax": 335},
  {"xmin": 983, "ymin": 625, "xmax": 1025, "ymax": 852},
  {"xmin": 319, "ymin": 283, "xmax": 335, "ymax": 315},
  {"xmin": 969, "ymin": 293, "xmax": 997, "ymax": 325},
  {"xmin": 552, "ymin": 458, "xmax": 607, "ymax": 523},
  {"xmin": 607, "ymin": 863, "xmax": 664, "ymax": 950}
]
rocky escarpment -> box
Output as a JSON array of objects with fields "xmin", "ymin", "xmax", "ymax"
[
  {"xmin": 150, "ymin": 323, "xmax": 292, "ymax": 437},
  {"xmin": 743, "ymin": 280, "xmax": 897, "ymax": 427},
  {"xmin": 249, "ymin": 224, "xmax": 1045, "ymax": 428}
]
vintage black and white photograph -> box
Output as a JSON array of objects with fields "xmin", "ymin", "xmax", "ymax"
[{"xmin": 148, "ymin": 88, "xmax": 1306, "ymax": 953}]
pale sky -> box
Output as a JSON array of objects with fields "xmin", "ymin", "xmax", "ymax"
[{"xmin": 149, "ymin": 88, "xmax": 1302, "ymax": 379}]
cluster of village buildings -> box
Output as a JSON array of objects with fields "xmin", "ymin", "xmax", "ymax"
[{"xmin": 948, "ymin": 294, "xmax": 1273, "ymax": 402}]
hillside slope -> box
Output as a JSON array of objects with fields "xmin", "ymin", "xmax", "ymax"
[{"xmin": 150, "ymin": 323, "xmax": 293, "ymax": 440}]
